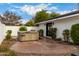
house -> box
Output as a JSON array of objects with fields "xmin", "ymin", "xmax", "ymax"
[{"xmin": 35, "ymin": 10, "xmax": 79, "ymax": 42}]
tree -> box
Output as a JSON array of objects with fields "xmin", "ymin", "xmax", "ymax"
[
  {"xmin": 49, "ymin": 12, "xmax": 60, "ymax": 19},
  {"xmin": 34, "ymin": 10, "xmax": 60, "ymax": 23},
  {"xmin": 34, "ymin": 10, "xmax": 49, "ymax": 23},
  {"xmin": 25, "ymin": 20, "xmax": 34, "ymax": 26},
  {"xmin": 0, "ymin": 11, "xmax": 22, "ymax": 25}
]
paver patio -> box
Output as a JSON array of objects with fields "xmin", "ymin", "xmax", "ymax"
[{"xmin": 10, "ymin": 38, "xmax": 78, "ymax": 56}]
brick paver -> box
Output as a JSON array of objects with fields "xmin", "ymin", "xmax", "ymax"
[{"xmin": 10, "ymin": 39, "xmax": 78, "ymax": 56}]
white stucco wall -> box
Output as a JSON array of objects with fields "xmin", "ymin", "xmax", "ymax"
[
  {"xmin": 53, "ymin": 15, "xmax": 79, "ymax": 42},
  {"xmin": 0, "ymin": 22, "xmax": 5, "ymax": 44},
  {"xmin": 5, "ymin": 26, "xmax": 20, "ymax": 37},
  {"xmin": 0, "ymin": 25, "xmax": 38, "ymax": 44},
  {"xmin": 5, "ymin": 26, "xmax": 38, "ymax": 37},
  {"xmin": 38, "ymin": 24, "xmax": 46, "ymax": 37}
]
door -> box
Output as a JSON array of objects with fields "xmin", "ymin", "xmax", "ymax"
[{"xmin": 46, "ymin": 23, "xmax": 52, "ymax": 36}]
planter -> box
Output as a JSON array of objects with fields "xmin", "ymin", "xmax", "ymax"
[{"xmin": 17, "ymin": 31, "xmax": 39, "ymax": 42}]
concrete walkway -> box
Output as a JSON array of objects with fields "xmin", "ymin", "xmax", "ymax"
[{"xmin": 10, "ymin": 39, "xmax": 77, "ymax": 56}]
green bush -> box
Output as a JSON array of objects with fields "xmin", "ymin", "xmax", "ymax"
[
  {"xmin": 38, "ymin": 29, "xmax": 44, "ymax": 37},
  {"xmin": 19, "ymin": 26, "xmax": 27, "ymax": 31},
  {"xmin": 63, "ymin": 29, "xmax": 70, "ymax": 42},
  {"xmin": 5, "ymin": 30, "xmax": 12, "ymax": 40},
  {"xmin": 5, "ymin": 50, "xmax": 16, "ymax": 56},
  {"xmin": 0, "ymin": 45, "xmax": 16, "ymax": 56},
  {"xmin": 71, "ymin": 24, "xmax": 79, "ymax": 44},
  {"xmin": 0, "ymin": 46, "xmax": 8, "ymax": 52},
  {"xmin": 50, "ymin": 28, "xmax": 57, "ymax": 39}
]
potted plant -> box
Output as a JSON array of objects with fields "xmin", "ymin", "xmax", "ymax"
[
  {"xmin": 63, "ymin": 29, "xmax": 70, "ymax": 42},
  {"xmin": 19, "ymin": 26, "xmax": 27, "ymax": 33},
  {"xmin": 18, "ymin": 26, "xmax": 27, "ymax": 41},
  {"xmin": 5, "ymin": 30, "xmax": 12, "ymax": 40},
  {"xmin": 50, "ymin": 28, "xmax": 57, "ymax": 39},
  {"xmin": 38, "ymin": 29, "xmax": 44, "ymax": 39}
]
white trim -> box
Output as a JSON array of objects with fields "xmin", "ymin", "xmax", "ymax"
[{"xmin": 36, "ymin": 13, "xmax": 79, "ymax": 25}]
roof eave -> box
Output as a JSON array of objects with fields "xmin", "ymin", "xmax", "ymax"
[{"xmin": 35, "ymin": 13, "xmax": 79, "ymax": 25}]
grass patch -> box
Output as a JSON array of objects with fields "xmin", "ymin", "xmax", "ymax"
[{"xmin": 0, "ymin": 39, "xmax": 16, "ymax": 56}]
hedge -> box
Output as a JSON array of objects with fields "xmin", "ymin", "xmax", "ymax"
[{"xmin": 71, "ymin": 24, "xmax": 79, "ymax": 44}]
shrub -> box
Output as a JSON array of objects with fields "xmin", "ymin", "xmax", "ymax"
[
  {"xmin": 0, "ymin": 45, "xmax": 16, "ymax": 56},
  {"xmin": 0, "ymin": 46, "xmax": 8, "ymax": 52},
  {"xmin": 50, "ymin": 28, "xmax": 57, "ymax": 39},
  {"xmin": 71, "ymin": 24, "xmax": 79, "ymax": 44},
  {"xmin": 19, "ymin": 26, "xmax": 27, "ymax": 31},
  {"xmin": 63, "ymin": 29, "xmax": 70, "ymax": 42},
  {"xmin": 38, "ymin": 29, "xmax": 44, "ymax": 37},
  {"xmin": 5, "ymin": 50, "xmax": 16, "ymax": 56},
  {"xmin": 5, "ymin": 30, "xmax": 12, "ymax": 40}
]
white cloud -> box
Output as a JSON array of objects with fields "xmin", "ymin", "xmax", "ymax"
[
  {"xmin": 57, "ymin": 9, "xmax": 78, "ymax": 15},
  {"xmin": 46, "ymin": 7, "xmax": 58, "ymax": 11},
  {"xmin": 21, "ymin": 5, "xmax": 41, "ymax": 16},
  {"xmin": 57, "ymin": 10, "xmax": 72, "ymax": 15},
  {"xmin": 20, "ymin": 4, "xmax": 58, "ymax": 16},
  {"xmin": 20, "ymin": 19, "xmax": 29, "ymax": 24},
  {"xmin": 46, "ymin": 11, "xmax": 52, "ymax": 14}
]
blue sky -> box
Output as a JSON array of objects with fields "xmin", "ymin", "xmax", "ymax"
[{"xmin": 0, "ymin": 3, "xmax": 78, "ymax": 23}]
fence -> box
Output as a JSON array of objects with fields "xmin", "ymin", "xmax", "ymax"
[
  {"xmin": 5, "ymin": 26, "xmax": 38, "ymax": 37},
  {"xmin": 0, "ymin": 25, "xmax": 38, "ymax": 44}
]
